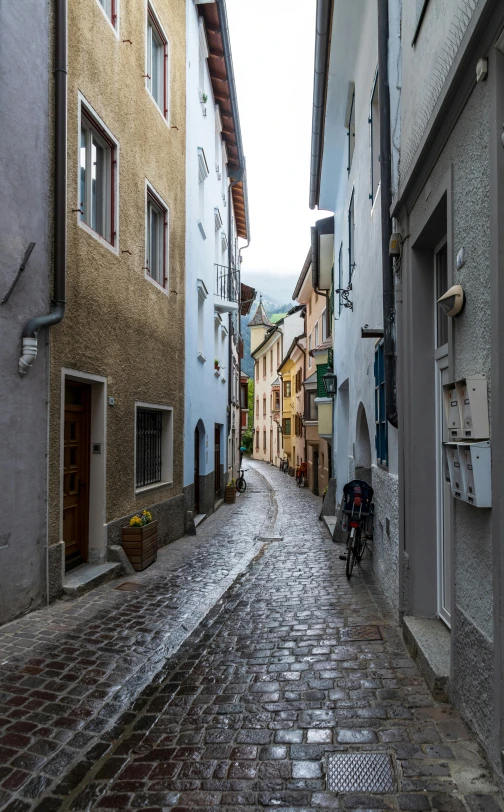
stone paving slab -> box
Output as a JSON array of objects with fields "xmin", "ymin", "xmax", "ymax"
[
  {"xmin": 1, "ymin": 461, "xmax": 504, "ymax": 811},
  {"xmin": 0, "ymin": 467, "xmax": 275, "ymax": 810}
]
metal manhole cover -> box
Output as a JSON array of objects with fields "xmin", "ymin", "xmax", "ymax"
[
  {"xmin": 327, "ymin": 752, "xmax": 395, "ymax": 793},
  {"xmin": 115, "ymin": 582, "xmax": 143, "ymax": 592},
  {"xmin": 339, "ymin": 625, "xmax": 382, "ymax": 641}
]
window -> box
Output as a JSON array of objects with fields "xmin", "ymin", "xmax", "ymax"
[
  {"xmin": 277, "ymin": 342, "xmax": 280, "ymax": 366},
  {"xmin": 255, "ymin": 430, "xmax": 259, "ymax": 450},
  {"xmin": 97, "ymin": 0, "xmax": 117, "ymax": 29},
  {"xmin": 255, "ymin": 362, "xmax": 259, "ymax": 380},
  {"xmin": 274, "ymin": 391, "xmax": 280, "ymax": 410},
  {"xmin": 322, "ymin": 309, "xmax": 327, "ymax": 342},
  {"xmin": 263, "ymin": 357, "xmax": 266, "ymax": 378},
  {"xmin": 283, "ymin": 380, "xmax": 291, "ymax": 398},
  {"xmin": 135, "ymin": 404, "xmax": 173, "ymax": 490},
  {"xmin": 295, "ymin": 414, "xmax": 303, "ymax": 437},
  {"xmin": 79, "ymin": 104, "xmax": 116, "ymax": 245},
  {"xmin": 146, "ymin": 186, "xmax": 168, "ymax": 288},
  {"xmin": 263, "ymin": 397, "xmax": 266, "ymax": 416},
  {"xmin": 347, "ymin": 87, "xmax": 355, "ymax": 172},
  {"xmin": 304, "ymin": 390, "xmax": 317, "ymax": 421},
  {"xmin": 146, "ymin": 4, "xmax": 168, "ymax": 118},
  {"xmin": 263, "ymin": 430, "xmax": 267, "ymax": 450},
  {"xmin": 338, "ymin": 242, "xmax": 343, "ymax": 314},
  {"xmin": 375, "ymin": 341, "xmax": 388, "ymax": 467},
  {"xmin": 198, "ymin": 147, "xmax": 209, "ymax": 238},
  {"xmin": 256, "ymin": 397, "xmax": 259, "ymax": 417},
  {"xmin": 348, "ymin": 189, "xmax": 355, "ymax": 282},
  {"xmin": 282, "ymin": 418, "xmax": 291, "ymax": 436},
  {"xmin": 198, "ymin": 17, "xmax": 208, "ymax": 97},
  {"xmin": 308, "ymin": 334, "xmax": 312, "ymax": 368},
  {"xmin": 369, "ymin": 70, "xmax": 380, "ymax": 201},
  {"xmin": 197, "ymin": 279, "xmax": 207, "ymax": 358},
  {"xmin": 270, "ymin": 349, "xmax": 273, "ymax": 373},
  {"xmin": 314, "ymin": 322, "xmax": 319, "ymax": 348}
]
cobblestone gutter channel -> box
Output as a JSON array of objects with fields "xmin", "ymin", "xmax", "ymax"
[{"xmin": 1, "ymin": 461, "xmax": 504, "ymax": 811}]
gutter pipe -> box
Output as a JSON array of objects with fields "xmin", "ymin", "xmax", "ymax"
[
  {"xmin": 19, "ymin": 0, "xmax": 67, "ymax": 375},
  {"xmin": 309, "ymin": 0, "xmax": 333, "ymax": 210},
  {"xmin": 377, "ymin": 0, "xmax": 398, "ymax": 428}
]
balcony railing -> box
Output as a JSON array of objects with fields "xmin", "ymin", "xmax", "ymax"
[{"xmin": 215, "ymin": 264, "xmax": 239, "ymax": 305}]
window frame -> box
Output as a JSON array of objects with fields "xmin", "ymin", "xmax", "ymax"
[
  {"xmin": 134, "ymin": 402, "xmax": 173, "ymax": 493},
  {"xmin": 282, "ymin": 417, "xmax": 291, "ymax": 436},
  {"xmin": 347, "ymin": 88, "xmax": 355, "ymax": 173},
  {"xmin": 146, "ymin": 3, "xmax": 169, "ymax": 122},
  {"xmin": 369, "ymin": 68, "xmax": 380, "ymax": 203},
  {"xmin": 348, "ymin": 188, "xmax": 355, "ymax": 283},
  {"xmin": 283, "ymin": 379, "xmax": 292, "ymax": 398},
  {"xmin": 78, "ymin": 97, "xmax": 118, "ymax": 253},
  {"xmin": 145, "ymin": 182, "xmax": 169, "ymax": 292},
  {"xmin": 374, "ymin": 341, "xmax": 389, "ymax": 468},
  {"xmin": 95, "ymin": 0, "xmax": 119, "ymax": 35}
]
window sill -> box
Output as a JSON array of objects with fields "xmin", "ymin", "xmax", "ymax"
[
  {"xmin": 198, "ymin": 220, "xmax": 207, "ymax": 240},
  {"xmin": 214, "ymin": 370, "xmax": 220, "ymax": 377},
  {"xmin": 145, "ymin": 272, "xmax": 168, "ymax": 295},
  {"xmin": 197, "ymin": 352, "xmax": 206, "ymax": 363},
  {"xmin": 135, "ymin": 480, "xmax": 173, "ymax": 496},
  {"xmin": 78, "ymin": 220, "xmax": 119, "ymax": 256}
]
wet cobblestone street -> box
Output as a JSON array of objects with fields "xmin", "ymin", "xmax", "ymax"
[{"xmin": 1, "ymin": 461, "xmax": 503, "ymax": 811}]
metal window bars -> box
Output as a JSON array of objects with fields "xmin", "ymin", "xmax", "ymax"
[
  {"xmin": 215, "ymin": 263, "xmax": 239, "ymax": 303},
  {"xmin": 136, "ymin": 409, "xmax": 163, "ymax": 487}
]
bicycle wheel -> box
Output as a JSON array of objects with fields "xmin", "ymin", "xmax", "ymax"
[
  {"xmin": 345, "ymin": 529, "xmax": 356, "ymax": 578},
  {"xmin": 355, "ymin": 528, "xmax": 366, "ymax": 562},
  {"xmin": 236, "ymin": 476, "xmax": 246, "ymax": 493}
]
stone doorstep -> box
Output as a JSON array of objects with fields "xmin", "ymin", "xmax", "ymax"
[
  {"xmin": 323, "ymin": 515, "xmax": 337, "ymax": 537},
  {"xmin": 63, "ymin": 561, "xmax": 123, "ymax": 598},
  {"xmin": 403, "ymin": 615, "xmax": 451, "ymax": 702},
  {"xmin": 194, "ymin": 513, "xmax": 207, "ymax": 527}
]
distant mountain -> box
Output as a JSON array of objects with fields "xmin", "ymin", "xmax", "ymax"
[{"xmin": 241, "ymin": 297, "xmax": 293, "ymax": 378}]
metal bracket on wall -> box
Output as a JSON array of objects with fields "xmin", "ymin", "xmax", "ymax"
[
  {"xmin": 335, "ymin": 282, "xmax": 353, "ymax": 311},
  {"xmin": 1, "ymin": 243, "xmax": 36, "ymax": 305}
]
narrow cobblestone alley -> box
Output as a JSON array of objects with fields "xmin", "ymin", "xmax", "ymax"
[{"xmin": 1, "ymin": 462, "xmax": 503, "ymax": 811}]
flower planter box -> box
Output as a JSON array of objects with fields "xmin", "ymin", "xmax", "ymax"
[
  {"xmin": 224, "ymin": 486, "xmax": 236, "ymax": 504},
  {"xmin": 121, "ymin": 521, "xmax": 158, "ymax": 571}
]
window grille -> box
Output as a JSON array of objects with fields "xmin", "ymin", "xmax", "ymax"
[
  {"xmin": 136, "ymin": 409, "xmax": 163, "ymax": 487},
  {"xmin": 198, "ymin": 147, "xmax": 209, "ymax": 183}
]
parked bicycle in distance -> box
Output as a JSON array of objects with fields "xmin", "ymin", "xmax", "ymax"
[
  {"xmin": 296, "ymin": 461, "xmax": 307, "ymax": 487},
  {"xmin": 236, "ymin": 468, "xmax": 248, "ymax": 493},
  {"xmin": 338, "ymin": 480, "xmax": 374, "ymax": 578},
  {"xmin": 280, "ymin": 458, "xmax": 289, "ymax": 473}
]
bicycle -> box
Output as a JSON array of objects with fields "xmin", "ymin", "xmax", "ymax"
[
  {"xmin": 280, "ymin": 458, "xmax": 289, "ymax": 473},
  {"xmin": 296, "ymin": 462, "xmax": 307, "ymax": 487},
  {"xmin": 338, "ymin": 480, "xmax": 374, "ymax": 579},
  {"xmin": 236, "ymin": 468, "xmax": 248, "ymax": 493}
]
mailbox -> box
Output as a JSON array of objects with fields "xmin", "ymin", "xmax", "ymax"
[
  {"xmin": 457, "ymin": 441, "xmax": 491, "ymax": 508},
  {"xmin": 455, "ymin": 375, "xmax": 489, "ymax": 439},
  {"xmin": 443, "ymin": 383, "xmax": 461, "ymax": 440},
  {"xmin": 444, "ymin": 443, "xmax": 464, "ymax": 501}
]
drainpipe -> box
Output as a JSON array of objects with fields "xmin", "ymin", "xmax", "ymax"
[
  {"xmin": 19, "ymin": 0, "xmax": 67, "ymax": 375},
  {"xmin": 377, "ymin": 0, "xmax": 398, "ymax": 427},
  {"xmin": 227, "ymin": 174, "xmax": 243, "ymax": 465}
]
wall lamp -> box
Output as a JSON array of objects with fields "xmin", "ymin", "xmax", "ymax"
[
  {"xmin": 322, "ymin": 370, "xmax": 337, "ymax": 397},
  {"xmin": 437, "ymin": 284, "xmax": 465, "ymax": 317}
]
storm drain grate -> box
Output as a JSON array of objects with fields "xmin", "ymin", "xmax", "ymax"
[
  {"xmin": 326, "ymin": 752, "xmax": 395, "ymax": 793},
  {"xmin": 114, "ymin": 582, "xmax": 144, "ymax": 592},
  {"xmin": 339, "ymin": 625, "xmax": 382, "ymax": 642}
]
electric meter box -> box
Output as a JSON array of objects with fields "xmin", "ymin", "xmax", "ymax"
[
  {"xmin": 443, "ymin": 383, "xmax": 461, "ymax": 440},
  {"xmin": 456, "ymin": 375, "xmax": 489, "ymax": 439},
  {"xmin": 444, "ymin": 443, "xmax": 464, "ymax": 500},
  {"xmin": 457, "ymin": 441, "xmax": 491, "ymax": 508}
]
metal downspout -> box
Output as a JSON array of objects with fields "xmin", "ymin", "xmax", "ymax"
[
  {"xmin": 377, "ymin": 0, "xmax": 398, "ymax": 428},
  {"xmin": 19, "ymin": 0, "xmax": 67, "ymax": 375},
  {"xmin": 309, "ymin": 0, "xmax": 333, "ymax": 210}
]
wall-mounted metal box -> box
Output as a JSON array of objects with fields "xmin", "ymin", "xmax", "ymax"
[
  {"xmin": 444, "ymin": 443, "xmax": 464, "ymax": 500},
  {"xmin": 456, "ymin": 375, "xmax": 489, "ymax": 439},
  {"xmin": 442, "ymin": 383, "xmax": 460, "ymax": 440},
  {"xmin": 457, "ymin": 441, "xmax": 491, "ymax": 508}
]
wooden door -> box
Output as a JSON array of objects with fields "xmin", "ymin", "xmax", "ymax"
[
  {"xmin": 194, "ymin": 426, "xmax": 200, "ymax": 514},
  {"xmin": 214, "ymin": 425, "xmax": 221, "ymax": 497},
  {"xmin": 63, "ymin": 382, "xmax": 90, "ymax": 571}
]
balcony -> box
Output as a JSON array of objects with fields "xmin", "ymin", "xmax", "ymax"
[{"xmin": 214, "ymin": 264, "xmax": 239, "ymax": 313}]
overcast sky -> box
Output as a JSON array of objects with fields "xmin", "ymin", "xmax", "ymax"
[{"xmin": 226, "ymin": 0, "xmax": 325, "ymax": 302}]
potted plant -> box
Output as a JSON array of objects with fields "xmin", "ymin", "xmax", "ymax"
[
  {"xmin": 225, "ymin": 479, "xmax": 236, "ymax": 504},
  {"xmin": 214, "ymin": 359, "xmax": 220, "ymax": 371},
  {"xmin": 121, "ymin": 510, "xmax": 158, "ymax": 571}
]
